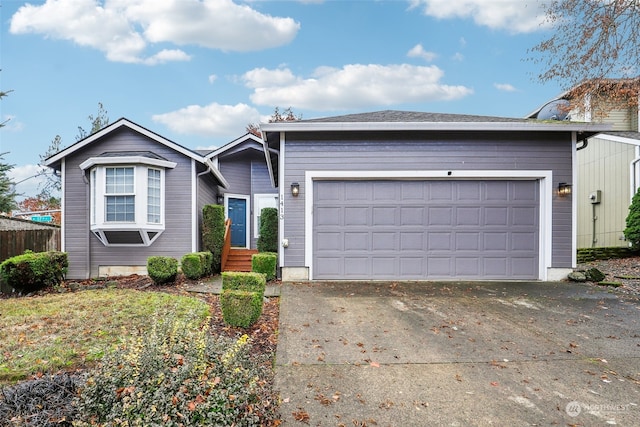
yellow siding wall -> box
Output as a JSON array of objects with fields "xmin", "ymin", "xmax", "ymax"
[{"xmin": 577, "ymin": 138, "xmax": 636, "ymax": 248}]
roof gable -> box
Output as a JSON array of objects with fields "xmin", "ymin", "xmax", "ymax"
[
  {"xmin": 44, "ymin": 118, "xmax": 206, "ymax": 168},
  {"xmin": 206, "ymin": 133, "xmax": 264, "ymax": 159}
]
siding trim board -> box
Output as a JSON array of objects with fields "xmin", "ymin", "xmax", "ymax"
[{"xmin": 303, "ymin": 170, "xmax": 553, "ymax": 281}]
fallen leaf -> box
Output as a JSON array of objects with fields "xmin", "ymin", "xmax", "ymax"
[
  {"xmin": 293, "ymin": 409, "xmax": 310, "ymax": 423},
  {"xmin": 370, "ymin": 361, "xmax": 380, "ymax": 368},
  {"xmin": 490, "ymin": 382, "xmax": 499, "ymax": 387}
]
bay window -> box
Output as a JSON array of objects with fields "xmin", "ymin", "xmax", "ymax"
[{"xmin": 80, "ymin": 154, "xmax": 176, "ymax": 246}]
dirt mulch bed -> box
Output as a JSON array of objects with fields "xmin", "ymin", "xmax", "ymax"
[{"xmin": 575, "ymin": 256, "xmax": 640, "ymax": 296}]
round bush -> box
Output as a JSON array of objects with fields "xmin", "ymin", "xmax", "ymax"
[{"xmin": 147, "ymin": 256, "xmax": 178, "ymax": 285}]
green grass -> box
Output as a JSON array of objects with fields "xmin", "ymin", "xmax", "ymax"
[{"xmin": 0, "ymin": 289, "xmax": 210, "ymax": 385}]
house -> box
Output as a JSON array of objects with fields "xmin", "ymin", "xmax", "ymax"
[
  {"xmin": 527, "ymin": 79, "xmax": 640, "ymax": 248},
  {"xmin": 44, "ymin": 118, "xmax": 232, "ymax": 279},
  {"xmin": 260, "ymin": 110, "xmax": 608, "ymax": 282}
]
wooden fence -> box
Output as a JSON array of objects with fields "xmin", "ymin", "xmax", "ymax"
[{"xmin": 0, "ymin": 229, "xmax": 61, "ymax": 263}]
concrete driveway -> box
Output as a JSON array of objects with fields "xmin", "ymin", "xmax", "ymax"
[{"xmin": 274, "ymin": 281, "xmax": 640, "ymax": 426}]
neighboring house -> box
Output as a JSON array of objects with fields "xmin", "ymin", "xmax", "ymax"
[
  {"xmin": 260, "ymin": 110, "xmax": 608, "ymax": 282},
  {"xmin": 44, "ymin": 118, "xmax": 230, "ymax": 279},
  {"xmin": 206, "ymin": 133, "xmax": 278, "ymax": 250},
  {"xmin": 528, "ymin": 79, "xmax": 640, "ymax": 248}
]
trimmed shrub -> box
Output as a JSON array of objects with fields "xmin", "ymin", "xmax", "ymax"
[
  {"xmin": 252, "ymin": 252, "xmax": 277, "ymax": 281},
  {"xmin": 200, "ymin": 251, "xmax": 213, "ymax": 276},
  {"xmin": 257, "ymin": 207, "xmax": 278, "ymax": 253},
  {"xmin": 222, "ymin": 271, "xmax": 266, "ymax": 296},
  {"xmin": 181, "ymin": 253, "xmax": 204, "ymax": 280},
  {"xmin": 0, "ymin": 251, "xmax": 68, "ymax": 294},
  {"xmin": 146, "ymin": 256, "xmax": 178, "ymax": 285},
  {"xmin": 220, "ymin": 290, "xmax": 264, "ymax": 328},
  {"xmin": 202, "ymin": 204, "xmax": 225, "ymax": 273},
  {"xmin": 75, "ymin": 312, "xmax": 277, "ymax": 425},
  {"xmin": 181, "ymin": 252, "xmax": 212, "ymax": 280}
]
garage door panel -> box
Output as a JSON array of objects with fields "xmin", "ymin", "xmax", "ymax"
[
  {"xmin": 428, "ymin": 207, "xmax": 453, "ymax": 225},
  {"xmin": 512, "ymin": 207, "xmax": 538, "ymax": 226},
  {"xmin": 485, "ymin": 207, "xmax": 509, "ymax": 226},
  {"xmin": 400, "ymin": 206, "xmax": 425, "ymax": 225},
  {"xmin": 456, "ymin": 207, "xmax": 482, "ymax": 225},
  {"xmin": 316, "ymin": 232, "xmax": 342, "ymax": 250},
  {"xmin": 484, "ymin": 232, "xmax": 508, "ymax": 251},
  {"xmin": 511, "ymin": 232, "xmax": 537, "ymax": 251},
  {"xmin": 345, "ymin": 207, "xmax": 369, "ymax": 225},
  {"xmin": 401, "ymin": 232, "xmax": 424, "ymax": 250},
  {"xmin": 456, "ymin": 232, "xmax": 480, "ymax": 250},
  {"xmin": 484, "ymin": 258, "xmax": 508, "ymax": 276},
  {"xmin": 427, "ymin": 232, "xmax": 452, "ymax": 250},
  {"xmin": 373, "ymin": 207, "xmax": 396, "ymax": 225},
  {"xmin": 345, "ymin": 232, "xmax": 369, "ymax": 250},
  {"xmin": 455, "ymin": 257, "xmax": 480, "ymax": 276},
  {"xmin": 316, "ymin": 207, "xmax": 342, "ymax": 225},
  {"xmin": 313, "ymin": 180, "xmax": 539, "ymax": 280}
]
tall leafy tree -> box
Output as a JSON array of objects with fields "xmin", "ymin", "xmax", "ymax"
[{"xmin": 530, "ymin": 0, "xmax": 639, "ymax": 113}]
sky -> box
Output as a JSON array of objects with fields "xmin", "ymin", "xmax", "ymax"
[{"xmin": 0, "ymin": 0, "xmax": 564, "ymax": 200}]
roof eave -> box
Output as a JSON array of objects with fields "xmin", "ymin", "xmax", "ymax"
[{"xmin": 260, "ymin": 121, "xmax": 611, "ymax": 133}]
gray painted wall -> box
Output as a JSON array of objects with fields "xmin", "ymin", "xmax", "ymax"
[
  {"xmin": 218, "ymin": 150, "xmax": 277, "ymax": 249},
  {"xmin": 279, "ymin": 131, "xmax": 574, "ymax": 269},
  {"xmin": 63, "ymin": 127, "xmax": 200, "ymax": 278}
]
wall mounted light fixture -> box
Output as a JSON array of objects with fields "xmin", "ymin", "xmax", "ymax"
[
  {"xmin": 558, "ymin": 183, "xmax": 572, "ymax": 197},
  {"xmin": 216, "ymin": 195, "xmax": 224, "ymax": 205},
  {"xmin": 291, "ymin": 182, "xmax": 300, "ymax": 197}
]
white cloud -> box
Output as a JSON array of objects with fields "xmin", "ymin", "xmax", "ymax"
[
  {"xmin": 494, "ymin": 82, "xmax": 517, "ymax": 92},
  {"xmin": 10, "ymin": 0, "xmax": 300, "ymax": 64},
  {"xmin": 152, "ymin": 102, "xmax": 262, "ymax": 138},
  {"xmin": 407, "ymin": 44, "xmax": 437, "ymax": 62},
  {"xmin": 208, "ymin": 74, "xmax": 218, "ymax": 84},
  {"xmin": 408, "ymin": 0, "xmax": 548, "ymax": 33},
  {"xmin": 451, "ymin": 52, "xmax": 465, "ymax": 61},
  {"xmin": 8, "ymin": 164, "xmax": 54, "ymax": 201},
  {"xmin": 243, "ymin": 64, "xmax": 473, "ymax": 111}
]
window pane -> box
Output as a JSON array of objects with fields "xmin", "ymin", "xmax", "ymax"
[
  {"xmin": 106, "ymin": 195, "xmax": 135, "ymax": 222},
  {"xmin": 147, "ymin": 169, "xmax": 161, "ymax": 223},
  {"xmin": 106, "ymin": 167, "xmax": 134, "ymax": 194}
]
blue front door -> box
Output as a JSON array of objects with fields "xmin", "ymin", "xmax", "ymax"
[{"xmin": 228, "ymin": 198, "xmax": 247, "ymax": 247}]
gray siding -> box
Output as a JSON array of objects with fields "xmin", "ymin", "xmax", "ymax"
[
  {"xmin": 64, "ymin": 127, "xmax": 196, "ymax": 278},
  {"xmin": 281, "ymin": 131, "xmax": 574, "ymax": 269},
  {"xmin": 218, "ymin": 151, "xmax": 277, "ymax": 249},
  {"xmin": 197, "ymin": 166, "xmax": 219, "ymax": 251}
]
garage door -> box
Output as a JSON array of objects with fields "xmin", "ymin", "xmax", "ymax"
[{"xmin": 313, "ymin": 180, "xmax": 539, "ymax": 280}]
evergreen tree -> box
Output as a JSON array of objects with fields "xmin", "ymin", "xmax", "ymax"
[
  {"xmin": 624, "ymin": 187, "xmax": 640, "ymax": 250},
  {"xmin": 0, "ymin": 152, "xmax": 17, "ymax": 214}
]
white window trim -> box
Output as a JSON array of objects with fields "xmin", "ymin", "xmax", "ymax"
[
  {"xmin": 253, "ymin": 193, "xmax": 279, "ymax": 238},
  {"xmin": 224, "ymin": 193, "xmax": 251, "ymax": 249},
  {"xmin": 89, "ymin": 164, "xmax": 167, "ymax": 246}
]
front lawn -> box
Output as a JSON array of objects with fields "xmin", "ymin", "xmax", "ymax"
[
  {"xmin": 0, "ymin": 282, "xmax": 280, "ymax": 425},
  {"xmin": 0, "ymin": 289, "xmax": 209, "ymax": 385}
]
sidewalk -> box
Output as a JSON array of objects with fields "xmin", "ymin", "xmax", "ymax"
[{"xmin": 183, "ymin": 275, "xmax": 281, "ymax": 297}]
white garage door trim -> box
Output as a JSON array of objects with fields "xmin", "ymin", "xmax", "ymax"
[{"xmin": 305, "ymin": 170, "xmax": 553, "ymax": 280}]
